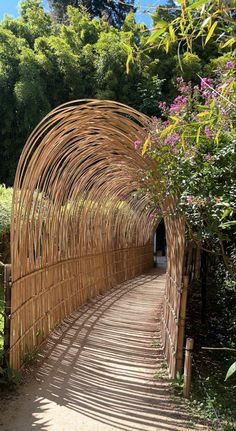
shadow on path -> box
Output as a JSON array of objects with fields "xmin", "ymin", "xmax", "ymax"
[{"xmin": 0, "ymin": 269, "xmax": 208, "ymax": 431}]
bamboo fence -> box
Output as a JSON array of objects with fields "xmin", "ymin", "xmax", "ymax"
[
  {"xmin": 160, "ymin": 199, "xmax": 186, "ymax": 378},
  {"xmin": 9, "ymin": 99, "xmax": 186, "ymax": 377},
  {"xmin": 9, "ymin": 100, "xmax": 158, "ymax": 369}
]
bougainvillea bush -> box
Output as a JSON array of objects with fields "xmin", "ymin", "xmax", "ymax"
[{"xmin": 137, "ymin": 60, "xmax": 236, "ymax": 275}]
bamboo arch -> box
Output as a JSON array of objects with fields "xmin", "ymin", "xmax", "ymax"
[{"xmin": 10, "ymin": 100, "xmax": 185, "ymax": 376}]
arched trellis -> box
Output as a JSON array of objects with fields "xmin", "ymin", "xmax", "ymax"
[{"xmin": 10, "ymin": 100, "xmax": 185, "ymax": 376}]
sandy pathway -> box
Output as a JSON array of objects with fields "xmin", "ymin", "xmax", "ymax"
[{"xmin": 0, "ymin": 269, "xmax": 211, "ymax": 431}]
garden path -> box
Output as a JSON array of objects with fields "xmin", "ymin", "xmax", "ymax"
[{"xmin": 0, "ymin": 267, "xmax": 210, "ymax": 431}]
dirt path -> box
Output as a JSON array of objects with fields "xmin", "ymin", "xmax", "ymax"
[{"xmin": 0, "ymin": 269, "xmax": 211, "ymax": 431}]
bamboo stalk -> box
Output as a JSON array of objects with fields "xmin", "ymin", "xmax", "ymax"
[
  {"xmin": 183, "ymin": 338, "xmax": 194, "ymax": 398},
  {"xmin": 176, "ymin": 275, "xmax": 189, "ymax": 373}
]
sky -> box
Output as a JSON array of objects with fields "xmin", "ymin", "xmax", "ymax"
[{"xmin": 0, "ymin": 1, "xmax": 167, "ymax": 27}]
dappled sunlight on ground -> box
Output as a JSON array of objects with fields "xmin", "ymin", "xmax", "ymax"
[{"xmin": 0, "ymin": 269, "xmax": 209, "ymax": 431}]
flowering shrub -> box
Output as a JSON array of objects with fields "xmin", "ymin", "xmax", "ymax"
[{"xmin": 136, "ymin": 62, "xmax": 236, "ymax": 273}]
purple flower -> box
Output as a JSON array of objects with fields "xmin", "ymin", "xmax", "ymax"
[
  {"xmin": 164, "ymin": 133, "xmax": 179, "ymax": 147},
  {"xmin": 133, "ymin": 140, "xmax": 141, "ymax": 150},
  {"xmin": 170, "ymin": 96, "xmax": 188, "ymax": 113},
  {"xmin": 225, "ymin": 61, "xmax": 235, "ymax": 70},
  {"xmin": 204, "ymin": 126, "xmax": 214, "ymax": 139},
  {"xmin": 200, "ymin": 77, "xmax": 212, "ymax": 90},
  {"xmin": 186, "ymin": 195, "xmax": 193, "ymax": 205},
  {"xmin": 162, "ymin": 120, "xmax": 170, "ymax": 126}
]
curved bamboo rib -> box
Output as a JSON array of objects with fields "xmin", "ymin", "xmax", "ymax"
[{"xmin": 10, "ymin": 100, "xmax": 160, "ymax": 368}]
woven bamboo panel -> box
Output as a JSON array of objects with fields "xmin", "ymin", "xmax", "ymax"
[
  {"xmin": 161, "ymin": 198, "xmax": 185, "ymax": 378},
  {"xmin": 10, "ymin": 100, "xmax": 158, "ymax": 369}
]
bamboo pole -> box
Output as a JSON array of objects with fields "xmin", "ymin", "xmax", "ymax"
[
  {"xmin": 183, "ymin": 337, "xmax": 194, "ymax": 398},
  {"xmin": 176, "ymin": 275, "xmax": 189, "ymax": 373}
]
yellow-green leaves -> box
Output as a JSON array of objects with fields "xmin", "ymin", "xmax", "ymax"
[
  {"xmin": 225, "ymin": 362, "xmax": 236, "ymax": 381},
  {"xmin": 186, "ymin": 0, "xmax": 209, "ymax": 10},
  {"xmin": 142, "ymin": 134, "xmax": 151, "ymax": 156},
  {"xmin": 220, "ymin": 37, "xmax": 236, "ymax": 49},
  {"xmin": 123, "ymin": 43, "xmax": 133, "ymax": 74},
  {"xmin": 146, "ymin": 20, "xmax": 168, "ymax": 45},
  {"xmin": 205, "ymin": 21, "xmax": 218, "ymax": 45},
  {"xmin": 196, "ymin": 126, "xmax": 201, "ymax": 144},
  {"xmin": 197, "ymin": 111, "xmax": 210, "ymax": 117},
  {"xmin": 169, "ymin": 25, "xmax": 176, "ymax": 42},
  {"xmin": 160, "ymin": 117, "xmax": 179, "ymax": 137}
]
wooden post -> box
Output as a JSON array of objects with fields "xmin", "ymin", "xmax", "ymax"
[
  {"xmin": 3, "ymin": 264, "xmax": 11, "ymax": 366},
  {"xmin": 176, "ymin": 275, "xmax": 189, "ymax": 373},
  {"xmin": 183, "ymin": 337, "xmax": 194, "ymax": 398}
]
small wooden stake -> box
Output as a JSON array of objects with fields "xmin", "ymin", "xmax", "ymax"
[{"xmin": 183, "ymin": 337, "xmax": 194, "ymax": 398}]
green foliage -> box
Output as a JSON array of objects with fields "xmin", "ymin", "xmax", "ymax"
[
  {"xmin": 0, "ymin": 1, "xmax": 171, "ymax": 185},
  {"xmin": 154, "ymin": 361, "xmax": 168, "ymax": 380},
  {"xmin": 0, "ymin": 364, "xmax": 22, "ymax": 390},
  {"xmin": 146, "ymin": 74, "xmax": 235, "ymax": 273},
  {"xmin": 225, "ymin": 362, "xmax": 236, "ymax": 381},
  {"xmin": 151, "ymin": 339, "xmax": 161, "ymax": 348},
  {"xmin": 146, "ymin": 0, "xmax": 235, "ymax": 54},
  {"xmin": 170, "ymin": 371, "xmax": 184, "ymax": 394},
  {"xmin": 48, "ymin": 0, "xmax": 135, "ymax": 28},
  {"xmin": 23, "ymin": 347, "xmax": 38, "ymax": 366},
  {"xmin": 0, "ymin": 186, "xmax": 13, "ymax": 236}
]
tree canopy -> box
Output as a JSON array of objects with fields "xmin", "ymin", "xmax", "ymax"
[
  {"xmin": 48, "ymin": 0, "xmax": 135, "ymax": 27},
  {"xmin": 0, "ymin": 0, "xmax": 230, "ymax": 185}
]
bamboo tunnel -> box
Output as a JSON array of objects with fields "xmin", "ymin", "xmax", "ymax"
[{"xmin": 10, "ymin": 99, "xmax": 186, "ymax": 376}]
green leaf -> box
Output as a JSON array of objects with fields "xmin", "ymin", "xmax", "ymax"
[
  {"xmin": 169, "ymin": 25, "xmax": 176, "ymax": 42},
  {"xmin": 225, "ymin": 362, "xmax": 236, "ymax": 381},
  {"xmin": 201, "ymin": 16, "xmax": 211, "ymax": 28},
  {"xmin": 126, "ymin": 52, "xmax": 133, "ymax": 74},
  {"xmin": 205, "ymin": 21, "xmax": 218, "ymax": 45},
  {"xmin": 197, "ymin": 111, "xmax": 210, "ymax": 117},
  {"xmin": 220, "ymin": 37, "xmax": 236, "ymax": 49},
  {"xmin": 221, "ymin": 208, "xmax": 231, "ymax": 220},
  {"xmin": 221, "ymin": 220, "xmax": 236, "ymax": 228},
  {"xmin": 147, "ymin": 27, "xmax": 167, "ymax": 45},
  {"xmin": 196, "ymin": 127, "xmax": 201, "ymax": 144},
  {"xmin": 154, "ymin": 19, "xmax": 168, "ymax": 28},
  {"xmin": 142, "ymin": 134, "xmax": 150, "ymax": 156},
  {"xmin": 187, "ymin": 0, "xmax": 209, "ymax": 10}
]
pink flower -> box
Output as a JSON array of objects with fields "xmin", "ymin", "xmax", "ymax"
[
  {"xmin": 200, "ymin": 77, "xmax": 212, "ymax": 90},
  {"xmin": 186, "ymin": 195, "xmax": 193, "ymax": 205},
  {"xmin": 170, "ymin": 96, "xmax": 188, "ymax": 113},
  {"xmin": 133, "ymin": 140, "xmax": 141, "ymax": 150},
  {"xmin": 176, "ymin": 77, "xmax": 190, "ymax": 94},
  {"xmin": 159, "ymin": 101, "xmax": 167, "ymax": 112}
]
